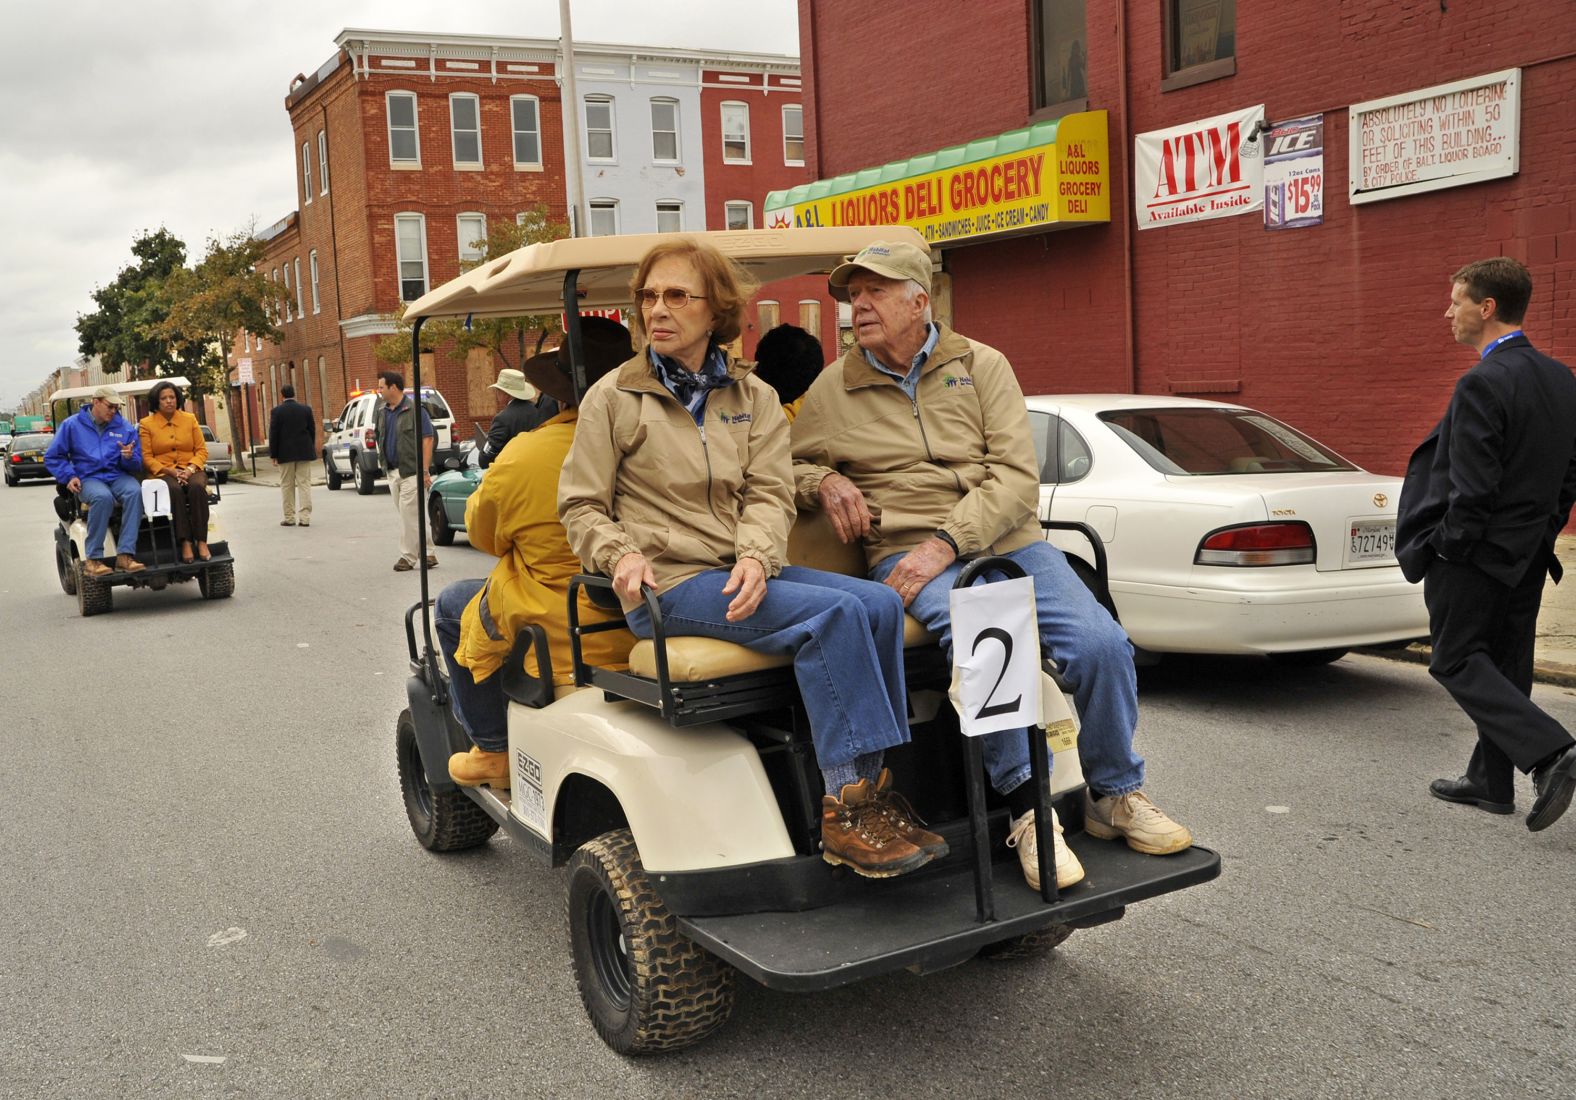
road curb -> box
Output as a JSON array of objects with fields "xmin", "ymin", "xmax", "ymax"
[{"xmin": 1358, "ymin": 642, "xmax": 1576, "ymax": 689}]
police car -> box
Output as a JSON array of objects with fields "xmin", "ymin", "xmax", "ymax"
[{"xmin": 322, "ymin": 386, "xmax": 455, "ymax": 494}]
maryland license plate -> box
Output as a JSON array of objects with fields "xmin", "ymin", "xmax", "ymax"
[{"xmin": 1348, "ymin": 519, "xmax": 1396, "ymax": 564}]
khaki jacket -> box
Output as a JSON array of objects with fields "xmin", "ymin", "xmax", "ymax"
[
  {"xmin": 559, "ymin": 353, "xmax": 794, "ymax": 600},
  {"xmin": 791, "ymin": 325, "xmax": 1040, "ymax": 570},
  {"xmin": 138, "ymin": 410, "xmax": 207, "ymax": 477},
  {"xmin": 456, "ymin": 409, "xmax": 632, "ymax": 685}
]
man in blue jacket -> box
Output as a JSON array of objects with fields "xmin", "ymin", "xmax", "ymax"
[{"xmin": 45, "ymin": 385, "xmax": 146, "ymax": 576}]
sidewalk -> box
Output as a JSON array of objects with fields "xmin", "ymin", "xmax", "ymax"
[{"xmin": 232, "ymin": 458, "xmax": 1576, "ymax": 687}]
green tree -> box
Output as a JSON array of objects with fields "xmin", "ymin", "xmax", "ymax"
[
  {"xmin": 75, "ymin": 228, "xmax": 188, "ymax": 378},
  {"xmin": 156, "ymin": 229, "xmax": 282, "ymax": 408},
  {"xmin": 375, "ymin": 206, "xmax": 567, "ymax": 372}
]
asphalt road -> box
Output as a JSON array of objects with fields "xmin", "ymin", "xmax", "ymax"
[{"xmin": 2, "ymin": 477, "xmax": 1574, "ymax": 1098}]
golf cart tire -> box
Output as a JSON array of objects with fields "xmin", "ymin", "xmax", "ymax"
[
  {"xmin": 324, "ymin": 455, "xmax": 342, "ymax": 491},
  {"xmin": 57, "ymin": 544, "xmax": 77, "ymax": 595},
  {"xmin": 976, "ymin": 922, "xmax": 1075, "ymax": 961},
  {"xmin": 567, "ymin": 829, "xmax": 735, "ymax": 1054},
  {"xmin": 395, "ymin": 710, "xmax": 498, "ymax": 852},
  {"xmin": 355, "ymin": 457, "xmax": 376, "ymax": 495},
  {"xmin": 428, "ymin": 494, "xmax": 455, "ymax": 546},
  {"xmin": 199, "ymin": 561, "xmax": 235, "ymax": 600},
  {"xmin": 76, "ymin": 562, "xmax": 112, "ymax": 617}
]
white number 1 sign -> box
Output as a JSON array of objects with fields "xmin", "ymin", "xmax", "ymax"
[{"xmin": 947, "ymin": 575, "xmax": 1041, "ymax": 738}]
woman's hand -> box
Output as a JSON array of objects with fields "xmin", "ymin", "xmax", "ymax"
[
  {"xmin": 612, "ymin": 551, "xmax": 656, "ymax": 604},
  {"xmin": 722, "ymin": 557, "xmax": 767, "ymax": 622}
]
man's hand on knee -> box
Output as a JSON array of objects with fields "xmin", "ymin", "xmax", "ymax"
[
  {"xmin": 883, "ymin": 536, "xmax": 956, "ymax": 608},
  {"xmin": 817, "ymin": 473, "xmax": 872, "ymax": 544}
]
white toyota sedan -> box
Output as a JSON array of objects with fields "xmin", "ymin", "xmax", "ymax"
[{"xmin": 1026, "ymin": 394, "xmax": 1429, "ymax": 663}]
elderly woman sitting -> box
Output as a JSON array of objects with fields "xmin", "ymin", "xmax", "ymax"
[
  {"xmin": 558, "ymin": 238, "xmax": 946, "ymax": 880},
  {"xmin": 138, "ymin": 380, "xmax": 210, "ymax": 562}
]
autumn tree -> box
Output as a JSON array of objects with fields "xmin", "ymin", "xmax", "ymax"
[
  {"xmin": 75, "ymin": 228, "xmax": 188, "ymax": 378},
  {"xmin": 156, "ymin": 229, "xmax": 282, "ymax": 408}
]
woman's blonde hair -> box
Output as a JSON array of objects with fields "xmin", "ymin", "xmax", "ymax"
[{"xmin": 629, "ymin": 238, "xmax": 759, "ymax": 349}]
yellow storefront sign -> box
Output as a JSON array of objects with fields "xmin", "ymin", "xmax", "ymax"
[{"xmin": 765, "ymin": 111, "xmax": 1110, "ymax": 246}]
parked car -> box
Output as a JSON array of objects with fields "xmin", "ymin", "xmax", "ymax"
[
  {"xmin": 427, "ymin": 436, "xmax": 482, "ymax": 546},
  {"xmin": 4, "ymin": 433, "xmax": 55, "ymax": 486},
  {"xmin": 323, "ymin": 387, "xmax": 455, "ymax": 494},
  {"xmin": 200, "ymin": 425, "xmax": 232, "ymax": 484},
  {"xmin": 1027, "ymin": 394, "xmax": 1429, "ymax": 664}
]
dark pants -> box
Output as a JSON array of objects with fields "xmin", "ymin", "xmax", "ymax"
[
  {"xmin": 1424, "ymin": 558, "xmax": 1575, "ymax": 799},
  {"xmin": 159, "ymin": 470, "xmax": 209, "ymax": 545}
]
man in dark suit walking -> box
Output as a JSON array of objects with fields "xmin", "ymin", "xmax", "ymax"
[
  {"xmin": 1398, "ymin": 257, "xmax": 1576, "ymax": 832},
  {"xmin": 269, "ymin": 383, "xmax": 318, "ymax": 527}
]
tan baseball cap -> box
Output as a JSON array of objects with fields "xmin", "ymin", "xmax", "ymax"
[
  {"xmin": 827, "ymin": 240, "xmax": 933, "ymax": 302},
  {"xmin": 90, "ymin": 385, "xmax": 125, "ymax": 406}
]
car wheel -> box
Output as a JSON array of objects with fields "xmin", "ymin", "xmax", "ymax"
[
  {"xmin": 4, "ymin": 471, "xmax": 14, "ymax": 486},
  {"xmin": 57, "ymin": 543, "xmax": 77, "ymax": 596},
  {"xmin": 198, "ymin": 561, "xmax": 235, "ymax": 600},
  {"xmin": 567, "ymin": 828, "xmax": 735, "ymax": 1054},
  {"xmin": 216, "ymin": 470, "xmax": 228, "ymax": 485},
  {"xmin": 324, "ymin": 454, "xmax": 342, "ymax": 491},
  {"xmin": 977, "ymin": 922, "xmax": 1074, "ymax": 961},
  {"xmin": 395, "ymin": 709, "xmax": 498, "ymax": 851},
  {"xmin": 355, "ymin": 456, "xmax": 376, "ymax": 495},
  {"xmin": 76, "ymin": 562, "xmax": 112, "ymax": 617},
  {"xmin": 1269, "ymin": 648, "xmax": 1349, "ymax": 667},
  {"xmin": 428, "ymin": 494, "xmax": 455, "ymax": 546}
]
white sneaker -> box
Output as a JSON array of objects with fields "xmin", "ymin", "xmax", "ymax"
[
  {"xmin": 1084, "ymin": 790, "xmax": 1193, "ymax": 855},
  {"xmin": 1006, "ymin": 808, "xmax": 1084, "ymax": 890}
]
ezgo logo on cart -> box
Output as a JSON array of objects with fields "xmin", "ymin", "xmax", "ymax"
[{"xmin": 513, "ymin": 750, "xmax": 547, "ymax": 832}]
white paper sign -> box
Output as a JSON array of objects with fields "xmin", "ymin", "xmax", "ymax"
[
  {"xmin": 237, "ymin": 358, "xmax": 254, "ymax": 384},
  {"xmin": 1135, "ymin": 104, "xmax": 1265, "ymax": 229},
  {"xmin": 948, "ymin": 576, "xmax": 1041, "ymax": 738}
]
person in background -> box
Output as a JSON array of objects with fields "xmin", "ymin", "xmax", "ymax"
[
  {"xmin": 372, "ymin": 370, "xmax": 436, "ymax": 572},
  {"xmin": 480, "ymin": 366, "xmax": 559, "ymax": 468},
  {"xmin": 752, "ymin": 323, "xmax": 824, "ymax": 422},
  {"xmin": 138, "ymin": 380, "xmax": 210, "ymax": 562},
  {"xmin": 45, "ymin": 386, "xmax": 145, "ymax": 576},
  {"xmin": 269, "ymin": 383, "xmax": 318, "ymax": 528}
]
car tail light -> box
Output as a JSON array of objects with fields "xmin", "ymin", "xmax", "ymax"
[
  {"xmin": 363, "ymin": 428, "xmax": 376, "ymax": 449},
  {"xmin": 1195, "ymin": 522, "xmax": 1315, "ymax": 566}
]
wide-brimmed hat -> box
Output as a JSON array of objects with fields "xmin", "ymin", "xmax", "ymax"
[
  {"xmin": 90, "ymin": 385, "xmax": 125, "ymax": 406},
  {"xmin": 827, "ymin": 240, "xmax": 933, "ymax": 302},
  {"xmin": 522, "ymin": 316, "xmax": 634, "ymax": 405},
  {"xmin": 489, "ymin": 369, "xmax": 538, "ymax": 402}
]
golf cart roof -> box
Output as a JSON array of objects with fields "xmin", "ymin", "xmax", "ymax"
[
  {"xmin": 404, "ymin": 227, "xmax": 929, "ymax": 321},
  {"xmin": 48, "ymin": 376, "xmax": 194, "ymax": 403}
]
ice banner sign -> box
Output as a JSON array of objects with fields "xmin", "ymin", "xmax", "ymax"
[{"xmin": 947, "ymin": 575, "xmax": 1041, "ymax": 737}]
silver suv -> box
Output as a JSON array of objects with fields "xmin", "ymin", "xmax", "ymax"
[{"xmin": 322, "ymin": 387, "xmax": 454, "ymax": 494}]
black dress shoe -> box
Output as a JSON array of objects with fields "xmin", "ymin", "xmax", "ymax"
[
  {"xmin": 1527, "ymin": 745, "xmax": 1576, "ymax": 832},
  {"xmin": 1429, "ymin": 776, "xmax": 1514, "ymax": 815}
]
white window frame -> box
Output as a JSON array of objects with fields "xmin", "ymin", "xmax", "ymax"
[
  {"xmin": 584, "ymin": 95, "xmax": 616, "ymax": 162},
  {"xmin": 317, "ymin": 130, "xmax": 329, "ymax": 195},
  {"xmin": 301, "ymin": 141, "xmax": 313, "ymax": 204},
  {"xmin": 456, "ymin": 212, "xmax": 487, "ymax": 264},
  {"xmin": 721, "ymin": 101, "xmax": 751, "ymax": 164},
  {"xmin": 293, "ymin": 258, "xmax": 304, "ymax": 319},
  {"xmin": 386, "ymin": 90, "xmax": 421, "ymax": 167},
  {"xmin": 309, "ymin": 249, "xmax": 321, "ymax": 314},
  {"xmin": 724, "ymin": 200, "xmax": 754, "ymax": 230},
  {"xmin": 394, "ymin": 213, "xmax": 430, "ymax": 302},
  {"xmin": 244, "ymin": 331, "xmax": 251, "ymax": 352},
  {"xmin": 318, "ymin": 356, "xmax": 330, "ymax": 424},
  {"xmin": 282, "ymin": 264, "xmax": 293, "ymax": 322},
  {"xmin": 449, "ymin": 92, "xmax": 482, "ymax": 168},
  {"xmin": 782, "ymin": 104, "xmax": 805, "ymax": 166},
  {"xmin": 655, "ymin": 200, "xmax": 683, "ymax": 233},
  {"xmin": 650, "ymin": 97, "xmax": 680, "ymax": 163},
  {"xmin": 510, "ymin": 95, "xmax": 542, "ymax": 168},
  {"xmin": 588, "ymin": 199, "xmax": 619, "ymax": 237}
]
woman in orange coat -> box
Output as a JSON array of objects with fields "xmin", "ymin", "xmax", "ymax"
[{"xmin": 138, "ymin": 380, "xmax": 210, "ymax": 562}]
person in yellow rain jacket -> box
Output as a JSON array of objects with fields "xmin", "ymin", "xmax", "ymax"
[
  {"xmin": 752, "ymin": 322, "xmax": 824, "ymax": 423},
  {"xmin": 435, "ymin": 316, "xmax": 636, "ymax": 790}
]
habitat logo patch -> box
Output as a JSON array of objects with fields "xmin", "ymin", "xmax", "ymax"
[
  {"xmin": 940, "ymin": 373, "xmax": 975, "ymax": 389},
  {"xmin": 717, "ymin": 410, "xmax": 753, "ymax": 425}
]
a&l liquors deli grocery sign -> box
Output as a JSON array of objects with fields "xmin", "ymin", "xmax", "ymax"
[{"xmin": 763, "ymin": 110, "xmax": 1110, "ymax": 246}]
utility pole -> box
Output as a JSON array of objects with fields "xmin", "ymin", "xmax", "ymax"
[{"xmin": 558, "ymin": 0, "xmax": 587, "ymax": 237}]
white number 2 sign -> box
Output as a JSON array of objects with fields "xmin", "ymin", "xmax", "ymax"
[{"xmin": 947, "ymin": 575, "xmax": 1041, "ymax": 738}]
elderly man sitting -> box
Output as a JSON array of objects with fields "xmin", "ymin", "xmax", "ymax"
[
  {"xmin": 44, "ymin": 385, "xmax": 146, "ymax": 576},
  {"xmin": 790, "ymin": 241, "xmax": 1192, "ymax": 891}
]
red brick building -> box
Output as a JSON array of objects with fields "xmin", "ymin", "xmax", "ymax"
[{"xmin": 788, "ymin": 0, "xmax": 1576, "ymax": 477}]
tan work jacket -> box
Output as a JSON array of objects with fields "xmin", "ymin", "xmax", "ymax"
[
  {"xmin": 559, "ymin": 353, "xmax": 793, "ymax": 601},
  {"xmin": 790, "ymin": 325, "xmax": 1040, "ymax": 570}
]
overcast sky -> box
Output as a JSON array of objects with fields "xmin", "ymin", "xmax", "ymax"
[{"xmin": 0, "ymin": 0, "xmax": 800, "ymax": 409}]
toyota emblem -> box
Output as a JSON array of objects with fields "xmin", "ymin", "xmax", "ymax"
[{"xmin": 1373, "ymin": 492, "xmax": 1388, "ymax": 508}]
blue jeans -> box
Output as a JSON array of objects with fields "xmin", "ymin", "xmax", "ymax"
[
  {"xmin": 435, "ymin": 578, "xmax": 509, "ymax": 753},
  {"xmin": 872, "ymin": 539, "xmax": 1145, "ymax": 797},
  {"xmin": 79, "ymin": 475, "xmax": 143, "ymax": 558},
  {"xmin": 625, "ymin": 565, "xmax": 910, "ymax": 768}
]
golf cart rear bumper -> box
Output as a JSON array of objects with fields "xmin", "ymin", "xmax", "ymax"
[{"xmin": 101, "ymin": 544, "xmax": 233, "ymax": 584}]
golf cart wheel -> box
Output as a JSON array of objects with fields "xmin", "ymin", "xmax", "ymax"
[
  {"xmin": 395, "ymin": 710, "xmax": 498, "ymax": 851},
  {"xmin": 1268, "ymin": 648, "xmax": 1348, "ymax": 668},
  {"xmin": 428, "ymin": 494, "xmax": 455, "ymax": 546},
  {"xmin": 977, "ymin": 923, "xmax": 1075, "ymax": 961},
  {"xmin": 198, "ymin": 561, "xmax": 235, "ymax": 600},
  {"xmin": 567, "ymin": 829, "xmax": 735, "ymax": 1054},
  {"xmin": 355, "ymin": 456, "xmax": 376, "ymax": 495},
  {"xmin": 76, "ymin": 562, "xmax": 112, "ymax": 617},
  {"xmin": 57, "ymin": 544, "xmax": 77, "ymax": 595},
  {"xmin": 324, "ymin": 455, "xmax": 342, "ymax": 491}
]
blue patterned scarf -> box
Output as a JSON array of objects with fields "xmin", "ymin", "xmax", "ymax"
[{"xmin": 648, "ymin": 344, "xmax": 734, "ymax": 425}]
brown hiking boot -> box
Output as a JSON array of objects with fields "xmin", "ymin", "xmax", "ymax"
[
  {"xmin": 821, "ymin": 778, "xmax": 933, "ymax": 878},
  {"xmin": 115, "ymin": 554, "xmax": 146, "ymax": 573},
  {"xmin": 870, "ymin": 768, "xmax": 949, "ymax": 858},
  {"xmin": 448, "ymin": 747, "xmax": 510, "ymax": 790}
]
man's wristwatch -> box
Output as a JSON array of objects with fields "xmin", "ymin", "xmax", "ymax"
[{"xmin": 934, "ymin": 529, "xmax": 959, "ymax": 555}]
